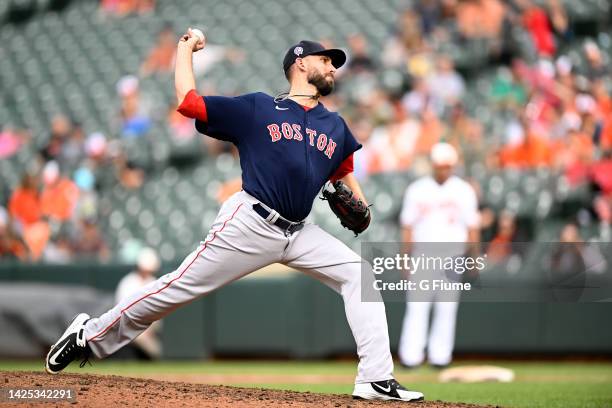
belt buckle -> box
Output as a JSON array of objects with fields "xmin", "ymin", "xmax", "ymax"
[{"xmin": 284, "ymin": 222, "xmax": 303, "ymax": 237}]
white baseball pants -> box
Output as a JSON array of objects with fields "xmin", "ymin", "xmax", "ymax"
[
  {"xmin": 83, "ymin": 191, "xmax": 394, "ymax": 383},
  {"xmin": 398, "ymin": 286, "xmax": 460, "ymax": 366}
]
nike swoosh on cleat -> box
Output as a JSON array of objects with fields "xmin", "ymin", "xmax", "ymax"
[
  {"xmin": 275, "ymin": 106, "xmax": 288, "ymax": 110},
  {"xmin": 371, "ymin": 383, "xmax": 392, "ymax": 394},
  {"xmin": 49, "ymin": 339, "xmax": 69, "ymax": 367}
]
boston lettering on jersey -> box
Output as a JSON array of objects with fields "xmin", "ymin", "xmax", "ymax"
[
  {"xmin": 195, "ymin": 92, "xmax": 361, "ymax": 221},
  {"xmin": 266, "ymin": 123, "xmax": 337, "ymax": 159}
]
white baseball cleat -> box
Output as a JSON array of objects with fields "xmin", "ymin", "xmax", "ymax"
[
  {"xmin": 45, "ymin": 313, "xmax": 91, "ymax": 374},
  {"xmin": 352, "ymin": 379, "xmax": 424, "ymax": 402}
]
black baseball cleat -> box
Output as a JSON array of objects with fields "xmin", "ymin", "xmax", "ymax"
[
  {"xmin": 352, "ymin": 379, "xmax": 424, "ymax": 402},
  {"xmin": 45, "ymin": 313, "xmax": 92, "ymax": 374}
]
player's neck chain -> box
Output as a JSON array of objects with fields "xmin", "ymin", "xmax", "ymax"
[
  {"xmin": 274, "ymin": 92, "xmax": 320, "ymax": 104},
  {"xmin": 290, "ymin": 94, "xmax": 319, "ymax": 99}
]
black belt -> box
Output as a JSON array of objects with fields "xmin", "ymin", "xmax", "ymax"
[{"xmin": 252, "ymin": 203, "xmax": 304, "ymax": 236}]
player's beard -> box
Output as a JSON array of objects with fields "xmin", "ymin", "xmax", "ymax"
[{"xmin": 307, "ymin": 69, "xmax": 334, "ymax": 96}]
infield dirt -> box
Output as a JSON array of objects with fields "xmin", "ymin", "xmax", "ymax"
[{"xmin": 2, "ymin": 371, "xmax": 496, "ymax": 407}]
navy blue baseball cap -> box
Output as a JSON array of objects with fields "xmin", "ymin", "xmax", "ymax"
[{"xmin": 283, "ymin": 40, "xmax": 347, "ymax": 73}]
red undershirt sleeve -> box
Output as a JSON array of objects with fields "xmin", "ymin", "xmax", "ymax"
[
  {"xmin": 330, "ymin": 153, "xmax": 354, "ymax": 182},
  {"xmin": 177, "ymin": 89, "xmax": 208, "ymax": 122}
]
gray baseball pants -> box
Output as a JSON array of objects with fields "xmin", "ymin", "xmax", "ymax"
[{"xmin": 83, "ymin": 191, "xmax": 394, "ymax": 383}]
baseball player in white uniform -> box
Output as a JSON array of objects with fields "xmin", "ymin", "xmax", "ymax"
[
  {"xmin": 398, "ymin": 143, "xmax": 480, "ymax": 368},
  {"xmin": 44, "ymin": 30, "xmax": 424, "ymax": 402}
]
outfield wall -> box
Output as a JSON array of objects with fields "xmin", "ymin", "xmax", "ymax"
[{"xmin": 1, "ymin": 263, "xmax": 611, "ymax": 358}]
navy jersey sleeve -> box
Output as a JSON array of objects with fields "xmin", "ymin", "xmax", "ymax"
[
  {"xmin": 195, "ymin": 93, "xmax": 256, "ymax": 144},
  {"xmin": 340, "ymin": 117, "xmax": 362, "ymax": 160}
]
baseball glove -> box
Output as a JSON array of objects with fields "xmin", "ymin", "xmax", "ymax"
[{"xmin": 321, "ymin": 181, "xmax": 371, "ymax": 236}]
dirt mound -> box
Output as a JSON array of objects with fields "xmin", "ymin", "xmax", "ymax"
[{"xmin": 1, "ymin": 371, "xmax": 495, "ymax": 407}]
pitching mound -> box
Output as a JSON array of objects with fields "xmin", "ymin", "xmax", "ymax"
[{"xmin": 2, "ymin": 371, "xmax": 494, "ymax": 407}]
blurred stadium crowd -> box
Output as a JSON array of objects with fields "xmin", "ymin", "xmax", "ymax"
[{"xmin": 1, "ymin": 0, "xmax": 612, "ymax": 264}]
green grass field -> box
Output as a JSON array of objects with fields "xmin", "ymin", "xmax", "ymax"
[{"xmin": 1, "ymin": 360, "xmax": 611, "ymax": 408}]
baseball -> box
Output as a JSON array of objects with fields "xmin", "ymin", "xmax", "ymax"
[{"xmin": 191, "ymin": 28, "xmax": 205, "ymax": 43}]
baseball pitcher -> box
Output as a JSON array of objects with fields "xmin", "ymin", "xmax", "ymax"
[{"xmin": 45, "ymin": 29, "xmax": 423, "ymax": 402}]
